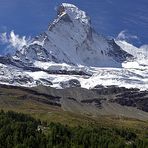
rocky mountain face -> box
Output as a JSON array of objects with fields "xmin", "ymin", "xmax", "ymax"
[
  {"xmin": 0, "ymin": 84, "xmax": 148, "ymax": 121},
  {"xmin": 14, "ymin": 3, "xmax": 132, "ymax": 67},
  {"xmin": 0, "ymin": 3, "xmax": 134, "ymax": 88}
]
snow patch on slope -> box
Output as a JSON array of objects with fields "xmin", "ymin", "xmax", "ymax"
[{"xmin": 116, "ymin": 40, "xmax": 148, "ymax": 69}]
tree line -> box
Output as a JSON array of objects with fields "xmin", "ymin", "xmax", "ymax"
[{"xmin": 0, "ymin": 110, "xmax": 147, "ymax": 148}]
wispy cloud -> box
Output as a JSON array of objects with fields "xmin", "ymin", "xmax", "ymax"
[
  {"xmin": 0, "ymin": 30, "xmax": 31, "ymax": 55},
  {"xmin": 116, "ymin": 30, "xmax": 138, "ymax": 41}
]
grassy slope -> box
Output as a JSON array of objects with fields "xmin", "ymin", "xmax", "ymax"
[{"xmin": 0, "ymin": 85, "xmax": 148, "ymax": 137}]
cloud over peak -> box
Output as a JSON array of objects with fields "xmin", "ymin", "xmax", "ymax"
[
  {"xmin": 116, "ymin": 30, "xmax": 138, "ymax": 41},
  {"xmin": 0, "ymin": 31, "xmax": 31, "ymax": 55}
]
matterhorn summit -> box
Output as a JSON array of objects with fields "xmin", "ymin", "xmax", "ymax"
[
  {"xmin": 0, "ymin": 3, "xmax": 148, "ymax": 90},
  {"xmin": 13, "ymin": 3, "xmax": 131, "ymax": 68},
  {"xmin": 57, "ymin": 3, "xmax": 91, "ymax": 25}
]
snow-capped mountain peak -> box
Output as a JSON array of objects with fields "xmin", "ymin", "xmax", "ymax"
[
  {"xmin": 2, "ymin": 3, "xmax": 148, "ymax": 91},
  {"xmin": 13, "ymin": 3, "xmax": 132, "ymax": 68},
  {"xmin": 57, "ymin": 3, "xmax": 90, "ymax": 25}
]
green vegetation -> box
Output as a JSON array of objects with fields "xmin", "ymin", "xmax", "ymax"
[
  {"xmin": 0, "ymin": 110, "xmax": 147, "ymax": 148},
  {"xmin": 0, "ymin": 85, "xmax": 148, "ymax": 147}
]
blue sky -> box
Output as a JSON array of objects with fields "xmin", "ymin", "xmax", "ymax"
[{"xmin": 0, "ymin": 0, "xmax": 148, "ymax": 48}]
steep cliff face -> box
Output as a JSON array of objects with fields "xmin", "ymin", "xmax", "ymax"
[{"xmin": 14, "ymin": 3, "xmax": 131, "ymax": 68}]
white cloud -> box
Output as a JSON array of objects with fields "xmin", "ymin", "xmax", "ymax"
[
  {"xmin": 140, "ymin": 44, "xmax": 148, "ymax": 49},
  {"xmin": 0, "ymin": 32, "xmax": 8, "ymax": 43},
  {"xmin": 0, "ymin": 31, "xmax": 31, "ymax": 55},
  {"xmin": 116, "ymin": 30, "xmax": 138, "ymax": 41}
]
